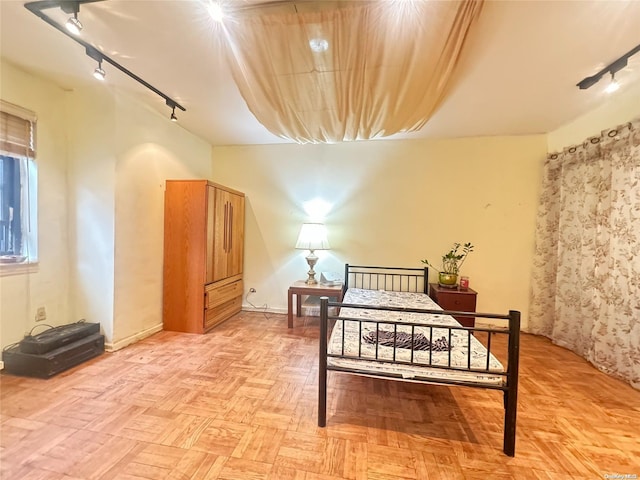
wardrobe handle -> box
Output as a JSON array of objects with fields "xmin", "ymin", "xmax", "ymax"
[
  {"xmin": 223, "ymin": 202, "xmax": 228, "ymax": 252},
  {"xmin": 229, "ymin": 204, "xmax": 233, "ymax": 252}
]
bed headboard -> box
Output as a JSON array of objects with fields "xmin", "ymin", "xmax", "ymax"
[{"xmin": 343, "ymin": 264, "xmax": 428, "ymax": 294}]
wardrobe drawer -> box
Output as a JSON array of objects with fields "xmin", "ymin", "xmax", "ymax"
[
  {"xmin": 205, "ymin": 279, "xmax": 243, "ymax": 309},
  {"xmin": 204, "ymin": 296, "xmax": 242, "ymax": 331}
]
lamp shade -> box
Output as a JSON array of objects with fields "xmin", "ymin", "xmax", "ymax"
[{"xmin": 295, "ymin": 223, "xmax": 330, "ymax": 251}]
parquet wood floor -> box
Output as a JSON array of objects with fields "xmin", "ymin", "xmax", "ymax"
[{"xmin": 1, "ymin": 311, "xmax": 639, "ymax": 479}]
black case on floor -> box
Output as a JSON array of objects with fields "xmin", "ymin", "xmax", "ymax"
[
  {"xmin": 3, "ymin": 333, "xmax": 105, "ymax": 378},
  {"xmin": 19, "ymin": 321, "xmax": 100, "ymax": 354}
]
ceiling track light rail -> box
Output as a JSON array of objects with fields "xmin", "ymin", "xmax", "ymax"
[
  {"xmin": 577, "ymin": 42, "xmax": 640, "ymax": 90},
  {"xmin": 24, "ymin": 0, "xmax": 185, "ymax": 119}
]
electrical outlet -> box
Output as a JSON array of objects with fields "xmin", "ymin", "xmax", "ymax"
[
  {"xmin": 35, "ymin": 307, "xmax": 47, "ymax": 322},
  {"xmin": 249, "ymin": 288, "xmax": 256, "ymax": 293}
]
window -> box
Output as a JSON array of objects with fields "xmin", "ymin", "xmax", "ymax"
[
  {"xmin": 0, "ymin": 100, "xmax": 37, "ymax": 266},
  {"xmin": 0, "ymin": 155, "xmax": 23, "ymax": 255}
]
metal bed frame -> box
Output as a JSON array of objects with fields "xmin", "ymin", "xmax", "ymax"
[
  {"xmin": 342, "ymin": 264, "xmax": 429, "ymax": 294},
  {"xmin": 318, "ymin": 264, "xmax": 521, "ymax": 456}
]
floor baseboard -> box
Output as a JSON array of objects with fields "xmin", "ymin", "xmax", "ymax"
[
  {"xmin": 105, "ymin": 324, "xmax": 163, "ymax": 352},
  {"xmin": 241, "ymin": 306, "xmax": 286, "ymax": 315}
]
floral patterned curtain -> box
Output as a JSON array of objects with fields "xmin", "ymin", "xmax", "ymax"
[{"xmin": 529, "ymin": 119, "xmax": 640, "ymax": 389}]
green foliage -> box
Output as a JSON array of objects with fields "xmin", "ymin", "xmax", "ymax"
[{"xmin": 421, "ymin": 242, "xmax": 474, "ymax": 275}]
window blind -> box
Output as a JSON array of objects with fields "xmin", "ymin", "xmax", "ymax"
[{"xmin": 0, "ymin": 101, "xmax": 36, "ymax": 158}]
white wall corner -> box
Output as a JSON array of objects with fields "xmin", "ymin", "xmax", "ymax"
[{"xmin": 104, "ymin": 323, "xmax": 163, "ymax": 352}]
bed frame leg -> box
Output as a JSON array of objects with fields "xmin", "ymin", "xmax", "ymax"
[
  {"xmin": 318, "ymin": 296, "xmax": 329, "ymax": 428},
  {"xmin": 504, "ymin": 392, "xmax": 516, "ymax": 456},
  {"xmin": 503, "ymin": 310, "xmax": 520, "ymax": 457}
]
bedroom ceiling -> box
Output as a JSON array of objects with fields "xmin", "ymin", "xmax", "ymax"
[{"xmin": 1, "ymin": 0, "xmax": 640, "ymax": 146}]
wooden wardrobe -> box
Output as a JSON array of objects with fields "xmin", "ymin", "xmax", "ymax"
[{"xmin": 163, "ymin": 180, "xmax": 245, "ymax": 333}]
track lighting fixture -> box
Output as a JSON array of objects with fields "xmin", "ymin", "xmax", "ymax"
[
  {"xmin": 65, "ymin": 12, "xmax": 82, "ymax": 34},
  {"xmin": 577, "ymin": 42, "xmax": 640, "ymax": 91},
  {"xmin": 86, "ymin": 45, "xmax": 105, "ymax": 80},
  {"xmin": 167, "ymin": 100, "xmax": 178, "ymax": 122},
  {"xmin": 61, "ymin": 1, "xmax": 83, "ymax": 34},
  {"xmin": 25, "ymin": 0, "xmax": 186, "ymax": 119},
  {"xmin": 93, "ymin": 61, "xmax": 105, "ymax": 81},
  {"xmin": 604, "ymin": 72, "xmax": 620, "ymax": 94}
]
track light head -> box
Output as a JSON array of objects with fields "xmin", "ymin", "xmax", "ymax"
[
  {"xmin": 167, "ymin": 100, "xmax": 182, "ymax": 122},
  {"xmin": 86, "ymin": 46, "xmax": 105, "ymax": 80},
  {"xmin": 65, "ymin": 12, "xmax": 82, "ymax": 35},
  {"xmin": 604, "ymin": 72, "xmax": 620, "ymax": 94},
  {"xmin": 93, "ymin": 61, "xmax": 105, "ymax": 81}
]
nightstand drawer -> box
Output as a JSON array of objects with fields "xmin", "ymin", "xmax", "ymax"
[
  {"xmin": 429, "ymin": 283, "xmax": 477, "ymax": 328},
  {"xmin": 436, "ymin": 293, "xmax": 476, "ymax": 312}
]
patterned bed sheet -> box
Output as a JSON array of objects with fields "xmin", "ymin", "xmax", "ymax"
[{"xmin": 327, "ymin": 288, "xmax": 505, "ymax": 386}]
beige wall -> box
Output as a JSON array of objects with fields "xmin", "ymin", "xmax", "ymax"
[
  {"xmin": 113, "ymin": 94, "xmax": 212, "ymax": 348},
  {"xmin": 66, "ymin": 86, "xmax": 117, "ymax": 341},
  {"xmin": 0, "ymin": 60, "xmax": 71, "ymax": 350},
  {"xmin": 0, "ymin": 60, "xmax": 213, "ymax": 354},
  {"xmin": 212, "ymin": 135, "xmax": 546, "ymax": 327},
  {"xmin": 66, "ymin": 88, "xmax": 213, "ymax": 348}
]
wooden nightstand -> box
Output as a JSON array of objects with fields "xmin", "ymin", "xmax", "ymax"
[
  {"xmin": 429, "ymin": 283, "xmax": 477, "ymax": 328},
  {"xmin": 287, "ymin": 281, "xmax": 343, "ymax": 328}
]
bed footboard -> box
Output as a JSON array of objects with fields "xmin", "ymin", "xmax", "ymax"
[{"xmin": 318, "ymin": 296, "xmax": 521, "ymax": 456}]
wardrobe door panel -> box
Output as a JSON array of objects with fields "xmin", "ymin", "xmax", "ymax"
[
  {"xmin": 228, "ymin": 193, "xmax": 245, "ymax": 277},
  {"xmin": 205, "ymin": 185, "xmax": 216, "ymax": 284},
  {"xmin": 163, "ymin": 180, "xmax": 207, "ymax": 333},
  {"xmin": 213, "ymin": 188, "xmax": 231, "ymax": 282}
]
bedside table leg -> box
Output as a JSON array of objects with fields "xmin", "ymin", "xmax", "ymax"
[
  {"xmin": 296, "ymin": 294, "xmax": 302, "ymax": 318},
  {"xmin": 287, "ymin": 288, "xmax": 293, "ymax": 328}
]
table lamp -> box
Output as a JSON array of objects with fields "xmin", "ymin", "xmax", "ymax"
[{"xmin": 295, "ymin": 223, "xmax": 330, "ymax": 284}]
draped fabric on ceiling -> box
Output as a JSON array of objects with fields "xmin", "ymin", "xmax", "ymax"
[
  {"xmin": 529, "ymin": 119, "xmax": 640, "ymax": 389},
  {"xmin": 220, "ymin": 0, "xmax": 483, "ymax": 143}
]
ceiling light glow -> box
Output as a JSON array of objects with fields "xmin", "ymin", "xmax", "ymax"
[
  {"xmin": 309, "ymin": 38, "xmax": 329, "ymax": 53},
  {"xmin": 604, "ymin": 73, "xmax": 620, "ymax": 94},
  {"xmin": 208, "ymin": 2, "xmax": 225, "ymax": 22},
  {"xmin": 605, "ymin": 80, "xmax": 620, "ymax": 94},
  {"xmin": 303, "ymin": 198, "xmax": 332, "ymax": 221}
]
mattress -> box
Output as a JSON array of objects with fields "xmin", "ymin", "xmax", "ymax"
[{"xmin": 327, "ymin": 288, "xmax": 505, "ymax": 386}]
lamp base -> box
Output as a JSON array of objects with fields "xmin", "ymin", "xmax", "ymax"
[{"xmin": 305, "ymin": 250, "xmax": 318, "ymax": 284}]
